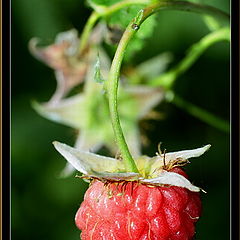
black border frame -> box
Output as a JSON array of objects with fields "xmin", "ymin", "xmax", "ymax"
[{"xmin": 2, "ymin": 0, "xmax": 11, "ymax": 239}]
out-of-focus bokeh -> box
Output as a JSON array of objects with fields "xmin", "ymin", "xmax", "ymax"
[{"xmin": 12, "ymin": 0, "xmax": 230, "ymax": 239}]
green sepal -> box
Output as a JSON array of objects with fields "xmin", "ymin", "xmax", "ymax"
[{"xmin": 94, "ymin": 53, "xmax": 105, "ymax": 83}]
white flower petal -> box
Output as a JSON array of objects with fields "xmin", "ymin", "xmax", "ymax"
[
  {"xmin": 141, "ymin": 171, "xmax": 200, "ymax": 192},
  {"xmin": 152, "ymin": 144, "xmax": 211, "ymax": 166},
  {"xmin": 59, "ymin": 132, "xmax": 104, "ymax": 177},
  {"xmin": 53, "ymin": 141, "xmax": 125, "ymax": 175},
  {"xmin": 164, "ymin": 144, "xmax": 211, "ymax": 161}
]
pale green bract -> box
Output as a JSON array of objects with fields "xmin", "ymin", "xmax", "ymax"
[
  {"xmin": 94, "ymin": 54, "xmax": 104, "ymax": 83},
  {"xmin": 53, "ymin": 141, "xmax": 210, "ymax": 192}
]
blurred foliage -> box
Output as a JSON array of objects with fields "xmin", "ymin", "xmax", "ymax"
[{"xmin": 12, "ymin": 0, "xmax": 230, "ymax": 240}]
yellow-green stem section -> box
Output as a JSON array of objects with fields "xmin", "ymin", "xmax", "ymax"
[
  {"xmin": 150, "ymin": 27, "xmax": 230, "ymax": 88},
  {"xmin": 79, "ymin": 12, "xmax": 99, "ymax": 53},
  {"xmin": 171, "ymin": 93, "xmax": 230, "ymax": 133},
  {"xmin": 106, "ymin": 1, "xmax": 229, "ymax": 172}
]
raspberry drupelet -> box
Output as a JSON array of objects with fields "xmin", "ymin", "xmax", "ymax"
[{"xmin": 75, "ymin": 167, "xmax": 201, "ymax": 240}]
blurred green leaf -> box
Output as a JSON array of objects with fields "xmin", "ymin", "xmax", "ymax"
[{"xmin": 87, "ymin": 0, "xmax": 120, "ymax": 6}]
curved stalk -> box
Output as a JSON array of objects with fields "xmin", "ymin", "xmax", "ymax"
[
  {"xmin": 150, "ymin": 27, "xmax": 230, "ymax": 88},
  {"xmin": 79, "ymin": 12, "xmax": 100, "ymax": 53},
  {"xmin": 168, "ymin": 92, "xmax": 230, "ymax": 133},
  {"xmin": 107, "ymin": 27, "xmax": 139, "ymax": 172},
  {"xmin": 106, "ymin": 1, "xmax": 229, "ymax": 172}
]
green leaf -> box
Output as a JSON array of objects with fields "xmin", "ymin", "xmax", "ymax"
[
  {"xmin": 87, "ymin": 1, "xmax": 157, "ymax": 60},
  {"xmin": 87, "ymin": 0, "xmax": 120, "ymax": 7},
  {"xmin": 108, "ymin": 5, "xmax": 144, "ymax": 27},
  {"xmin": 106, "ymin": 11, "xmax": 157, "ymax": 61}
]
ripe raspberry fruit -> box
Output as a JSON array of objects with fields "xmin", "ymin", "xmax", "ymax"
[
  {"xmin": 53, "ymin": 142, "xmax": 209, "ymax": 240},
  {"xmin": 75, "ymin": 167, "xmax": 201, "ymax": 240}
]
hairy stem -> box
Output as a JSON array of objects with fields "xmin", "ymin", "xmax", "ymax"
[
  {"xmin": 107, "ymin": 26, "xmax": 139, "ymax": 172},
  {"xmin": 106, "ymin": 1, "xmax": 229, "ymax": 172}
]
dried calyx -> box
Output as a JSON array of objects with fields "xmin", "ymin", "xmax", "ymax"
[{"xmin": 53, "ymin": 141, "xmax": 210, "ymax": 192}]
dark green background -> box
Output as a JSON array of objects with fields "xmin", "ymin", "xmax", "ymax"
[{"xmin": 12, "ymin": 0, "xmax": 230, "ymax": 239}]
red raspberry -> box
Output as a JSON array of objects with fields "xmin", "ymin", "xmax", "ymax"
[{"xmin": 75, "ymin": 167, "xmax": 201, "ymax": 240}]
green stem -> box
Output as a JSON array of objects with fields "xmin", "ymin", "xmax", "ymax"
[
  {"xmin": 79, "ymin": 0, "xmax": 152, "ymax": 52},
  {"xmin": 106, "ymin": 1, "xmax": 229, "ymax": 172},
  {"xmin": 150, "ymin": 27, "xmax": 230, "ymax": 88},
  {"xmin": 167, "ymin": 92, "xmax": 230, "ymax": 133},
  {"xmin": 134, "ymin": 1, "xmax": 229, "ymax": 25},
  {"xmin": 79, "ymin": 12, "xmax": 100, "ymax": 53},
  {"xmin": 107, "ymin": 25, "xmax": 139, "ymax": 172}
]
